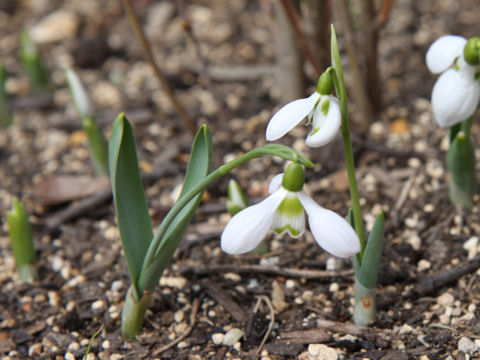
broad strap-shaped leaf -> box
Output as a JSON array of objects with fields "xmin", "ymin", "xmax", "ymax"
[
  {"xmin": 447, "ymin": 130, "xmax": 476, "ymax": 208},
  {"xmin": 109, "ymin": 113, "xmax": 153, "ymax": 291},
  {"xmin": 354, "ymin": 212, "xmax": 384, "ymax": 289},
  {"xmin": 138, "ymin": 125, "xmax": 212, "ymax": 292}
]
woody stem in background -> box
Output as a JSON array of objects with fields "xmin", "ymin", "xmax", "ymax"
[{"xmin": 122, "ymin": 0, "xmax": 197, "ymax": 134}]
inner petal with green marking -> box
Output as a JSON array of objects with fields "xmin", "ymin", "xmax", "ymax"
[
  {"xmin": 272, "ymin": 192, "xmax": 305, "ymax": 238},
  {"xmin": 308, "ymin": 97, "xmax": 328, "ymax": 137}
]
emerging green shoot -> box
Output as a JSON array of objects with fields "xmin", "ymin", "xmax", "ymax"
[
  {"xmin": 0, "ymin": 63, "xmax": 13, "ymax": 127},
  {"xmin": 6, "ymin": 197, "xmax": 38, "ymax": 283},
  {"xmin": 19, "ymin": 29, "xmax": 50, "ymax": 92},
  {"xmin": 65, "ymin": 68, "xmax": 108, "ymax": 177}
]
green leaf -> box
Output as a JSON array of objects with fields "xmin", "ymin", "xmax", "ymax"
[
  {"xmin": 83, "ymin": 116, "xmax": 109, "ymax": 177},
  {"xmin": 138, "ymin": 125, "xmax": 212, "ymax": 292},
  {"xmin": 355, "ymin": 212, "xmax": 384, "ymax": 289},
  {"xmin": 109, "ymin": 113, "xmax": 153, "ymax": 294},
  {"xmin": 447, "ymin": 130, "xmax": 476, "ymax": 208}
]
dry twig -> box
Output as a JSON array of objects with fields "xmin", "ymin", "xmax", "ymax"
[
  {"xmin": 278, "ymin": 0, "xmax": 322, "ymax": 78},
  {"xmin": 253, "ymin": 296, "xmax": 275, "ymax": 360},
  {"xmin": 180, "ymin": 263, "xmax": 354, "ymax": 279},
  {"xmin": 122, "ymin": 0, "xmax": 196, "ymax": 134}
]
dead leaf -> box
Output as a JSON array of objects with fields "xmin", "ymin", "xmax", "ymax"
[{"xmin": 34, "ymin": 176, "xmax": 110, "ymax": 205}]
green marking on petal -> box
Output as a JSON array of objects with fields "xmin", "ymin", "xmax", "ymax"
[
  {"xmin": 310, "ymin": 127, "xmax": 320, "ymax": 136},
  {"xmin": 313, "ymin": 97, "xmax": 322, "ymax": 111},
  {"xmin": 274, "ymin": 225, "xmax": 300, "ymax": 237},
  {"xmin": 455, "ymin": 59, "xmax": 460, "ymax": 71},
  {"xmin": 275, "ymin": 193, "xmax": 303, "ymax": 216},
  {"xmin": 321, "ymin": 98, "xmax": 330, "ymax": 116}
]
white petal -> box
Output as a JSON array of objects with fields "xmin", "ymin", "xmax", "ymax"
[
  {"xmin": 266, "ymin": 92, "xmax": 320, "ymax": 141},
  {"xmin": 268, "ymin": 173, "xmax": 284, "ymax": 194},
  {"xmin": 431, "ymin": 68, "xmax": 480, "ymax": 128},
  {"xmin": 298, "ymin": 191, "xmax": 360, "ymax": 258},
  {"xmin": 305, "ymin": 96, "xmax": 341, "ymax": 147},
  {"xmin": 221, "ymin": 188, "xmax": 287, "ymax": 254},
  {"xmin": 426, "ymin": 35, "xmax": 466, "ymax": 74}
]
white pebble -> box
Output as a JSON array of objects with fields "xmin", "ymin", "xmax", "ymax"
[
  {"xmin": 223, "ymin": 328, "xmax": 243, "ymax": 346},
  {"xmin": 458, "ymin": 337, "xmax": 478, "ymax": 354},
  {"xmin": 308, "ymin": 344, "xmax": 338, "ymax": 360},
  {"xmin": 212, "ymin": 333, "xmax": 224, "ymax": 345},
  {"xmin": 417, "ymin": 259, "xmax": 431, "ymax": 271}
]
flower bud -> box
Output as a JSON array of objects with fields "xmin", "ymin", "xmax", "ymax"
[
  {"xmin": 282, "ymin": 162, "xmax": 304, "ymax": 192},
  {"xmin": 227, "ymin": 179, "xmax": 249, "ymax": 216},
  {"xmin": 464, "ymin": 37, "xmax": 480, "ymax": 65},
  {"xmin": 316, "ymin": 71, "xmax": 333, "ymax": 95}
]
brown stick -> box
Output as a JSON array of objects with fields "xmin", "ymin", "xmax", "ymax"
[
  {"xmin": 253, "ymin": 296, "xmax": 275, "ymax": 360},
  {"xmin": 337, "ymin": 0, "xmax": 373, "ymax": 130},
  {"xmin": 122, "ymin": 0, "xmax": 197, "ymax": 134},
  {"xmin": 279, "ymin": 0, "xmax": 322, "ymax": 78},
  {"xmin": 316, "ymin": 319, "xmax": 390, "ymax": 347},
  {"xmin": 204, "ymin": 282, "xmax": 247, "ymax": 323},
  {"xmin": 180, "ymin": 263, "xmax": 354, "ymax": 279},
  {"xmin": 375, "ymin": 0, "xmax": 393, "ymax": 30}
]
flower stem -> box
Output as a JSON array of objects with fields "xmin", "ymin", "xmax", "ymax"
[
  {"xmin": 327, "ymin": 66, "xmax": 366, "ymax": 263},
  {"xmin": 141, "ymin": 145, "xmax": 313, "ymax": 277}
]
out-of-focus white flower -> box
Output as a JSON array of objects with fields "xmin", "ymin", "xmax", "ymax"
[
  {"xmin": 266, "ymin": 72, "xmax": 341, "ymax": 147},
  {"xmin": 221, "ymin": 163, "xmax": 360, "ymax": 258},
  {"xmin": 426, "ymin": 35, "xmax": 480, "ymax": 128}
]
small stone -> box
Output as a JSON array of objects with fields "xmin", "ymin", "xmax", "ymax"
[
  {"xmin": 398, "ymin": 324, "xmax": 413, "ymax": 335},
  {"xmin": 177, "ymin": 341, "xmax": 189, "ymax": 349},
  {"xmin": 160, "ymin": 276, "xmax": 187, "ymax": 289},
  {"xmin": 458, "ymin": 337, "xmax": 478, "ymax": 354},
  {"xmin": 285, "ymin": 279, "xmax": 297, "ymax": 289},
  {"xmin": 102, "ymin": 340, "xmax": 110, "ymax": 349},
  {"xmin": 224, "ymin": 272, "xmax": 241, "ymax": 282},
  {"xmin": 212, "ymin": 333, "xmax": 224, "ymax": 345},
  {"xmin": 417, "ymin": 259, "xmax": 431, "ymax": 271},
  {"xmin": 31, "ymin": 10, "xmax": 79, "ymax": 43},
  {"xmin": 390, "ymin": 118, "xmax": 410, "ymax": 134},
  {"xmin": 28, "ymin": 343, "xmax": 43, "ymax": 357},
  {"xmin": 174, "ymin": 310, "xmax": 184, "ymax": 323},
  {"xmin": 222, "ymin": 328, "xmax": 243, "ymax": 346},
  {"xmin": 271, "ymin": 281, "xmax": 289, "ymax": 312},
  {"xmin": 463, "ymin": 237, "xmax": 479, "ymax": 260},
  {"xmin": 437, "ymin": 292, "xmax": 455, "ymax": 307},
  {"xmin": 64, "ymin": 352, "xmax": 75, "ymax": 360},
  {"xmin": 329, "ymin": 283, "xmax": 339, "ymax": 293},
  {"xmin": 307, "ymin": 344, "xmax": 338, "ymax": 360},
  {"xmin": 91, "ymin": 300, "xmax": 104, "ymax": 310},
  {"xmin": 325, "ymin": 258, "xmax": 338, "ymax": 270}
]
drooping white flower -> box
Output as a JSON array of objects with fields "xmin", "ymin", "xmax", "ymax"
[
  {"xmin": 266, "ymin": 72, "xmax": 341, "ymax": 147},
  {"xmin": 426, "ymin": 35, "xmax": 480, "ymax": 128},
  {"xmin": 221, "ymin": 164, "xmax": 360, "ymax": 258}
]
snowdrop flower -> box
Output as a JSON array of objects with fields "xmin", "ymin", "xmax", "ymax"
[
  {"xmin": 426, "ymin": 35, "xmax": 480, "ymax": 128},
  {"xmin": 221, "ymin": 163, "xmax": 360, "ymax": 258},
  {"xmin": 266, "ymin": 72, "xmax": 341, "ymax": 147}
]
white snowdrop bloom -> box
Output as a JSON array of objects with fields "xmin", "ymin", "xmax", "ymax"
[
  {"xmin": 266, "ymin": 72, "xmax": 341, "ymax": 147},
  {"xmin": 221, "ymin": 163, "xmax": 360, "ymax": 258},
  {"xmin": 426, "ymin": 35, "xmax": 480, "ymax": 128}
]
